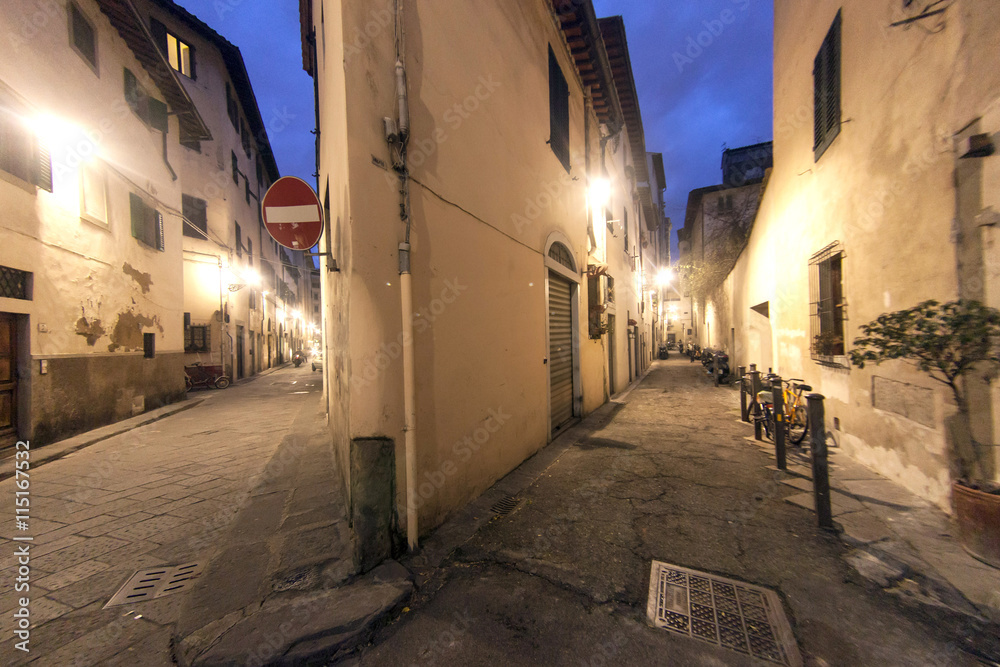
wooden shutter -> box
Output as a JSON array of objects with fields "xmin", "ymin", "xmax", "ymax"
[
  {"xmin": 813, "ymin": 12, "xmax": 841, "ymax": 153},
  {"xmin": 35, "ymin": 141, "xmax": 52, "ymax": 192},
  {"xmin": 548, "ymin": 46, "xmax": 570, "ymax": 170},
  {"xmin": 148, "ymin": 97, "xmax": 168, "ymax": 133},
  {"xmin": 149, "ymin": 17, "xmax": 168, "ymax": 54}
]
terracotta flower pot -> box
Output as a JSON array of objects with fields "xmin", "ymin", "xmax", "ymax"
[{"xmin": 953, "ymin": 481, "xmax": 1000, "ymax": 569}]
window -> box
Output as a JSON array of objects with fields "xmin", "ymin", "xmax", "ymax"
[
  {"xmin": 813, "ymin": 11, "xmax": 841, "ymax": 160},
  {"xmin": 182, "ymin": 194, "xmax": 207, "ymax": 239},
  {"xmin": 245, "ymin": 176, "xmax": 250, "ymax": 204},
  {"xmin": 81, "ymin": 162, "xmax": 108, "ymax": 227},
  {"xmin": 143, "ymin": 332, "xmax": 155, "ymax": 358},
  {"xmin": 0, "ymin": 265, "xmax": 31, "ymax": 300},
  {"xmin": 548, "ymin": 242, "xmax": 574, "ymax": 271},
  {"xmin": 256, "ymin": 156, "xmax": 263, "ymax": 186},
  {"xmin": 232, "ymin": 151, "xmax": 239, "ymax": 184},
  {"xmin": 235, "ymin": 222, "xmax": 242, "ymax": 258},
  {"xmin": 124, "ymin": 68, "xmax": 167, "ymax": 132},
  {"xmin": 150, "ymin": 18, "xmax": 195, "ymax": 79},
  {"xmin": 0, "ymin": 94, "xmax": 52, "ymax": 191},
  {"xmin": 226, "ymin": 83, "xmax": 238, "ymax": 129},
  {"xmin": 69, "ymin": 2, "xmax": 97, "ymax": 71},
  {"xmin": 240, "ymin": 117, "xmax": 251, "ymax": 158},
  {"xmin": 130, "ymin": 192, "xmax": 164, "ymax": 251},
  {"xmin": 623, "ymin": 208, "xmax": 629, "ymax": 261},
  {"xmin": 184, "ymin": 323, "xmax": 211, "ymax": 352},
  {"xmin": 247, "ymin": 239, "xmax": 253, "ymax": 266},
  {"xmin": 548, "ymin": 46, "xmax": 570, "ymax": 171},
  {"xmin": 809, "ymin": 243, "xmax": 846, "ymax": 361}
]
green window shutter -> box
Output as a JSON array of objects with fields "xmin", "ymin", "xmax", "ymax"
[
  {"xmin": 149, "ymin": 17, "xmax": 168, "ymax": 55},
  {"xmin": 35, "ymin": 141, "xmax": 52, "ymax": 192},
  {"xmin": 188, "ymin": 43, "xmax": 196, "ymax": 80},
  {"xmin": 124, "ymin": 67, "xmax": 140, "ymax": 114},
  {"xmin": 130, "ymin": 192, "xmax": 144, "ymax": 241},
  {"xmin": 148, "ymin": 97, "xmax": 168, "ymax": 133},
  {"xmin": 155, "ymin": 210, "xmax": 164, "ymax": 251}
]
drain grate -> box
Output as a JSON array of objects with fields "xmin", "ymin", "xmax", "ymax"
[
  {"xmin": 490, "ymin": 495, "xmax": 520, "ymax": 517},
  {"xmin": 105, "ymin": 562, "xmax": 203, "ymax": 608},
  {"xmin": 646, "ymin": 561, "xmax": 802, "ymax": 666}
]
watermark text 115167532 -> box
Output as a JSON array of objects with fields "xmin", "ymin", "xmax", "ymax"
[{"xmin": 12, "ymin": 440, "xmax": 32, "ymax": 653}]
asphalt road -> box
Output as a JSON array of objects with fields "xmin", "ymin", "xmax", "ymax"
[{"xmin": 350, "ymin": 359, "xmax": 980, "ymax": 666}]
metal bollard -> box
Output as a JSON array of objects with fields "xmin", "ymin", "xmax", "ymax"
[
  {"xmin": 772, "ymin": 376, "xmax": 786, "ymax": 470},
  {"xmin": 807, "ymin": 393, "xmax": 833, "ymax": 529},
  {"xmin": 750, "ymin": 370, "xmax": 762, "ymax": 440},
  {"xmin": 738, "ymin": 366, "xmax": 747, "ymax": 421}
]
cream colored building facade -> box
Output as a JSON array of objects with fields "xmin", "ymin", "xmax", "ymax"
[
  {"xmin": 134, "ymin": 0, "xmax": 310, "ymax": 381},
  {"xmin": 301, "ymin": 0, "xmax": 659, "ymax": 554},
  {"xmin": 698, "ymin": 1, "xmax": 1000, "ymax": 509},
  {"xmin": 0, "ymin": 0, "xmax": 212, "ymax": 447}
]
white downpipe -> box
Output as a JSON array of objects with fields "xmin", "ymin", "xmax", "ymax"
[{"xmin": 400, "ymin": 254, "xmax": 417, "ymax": 550}]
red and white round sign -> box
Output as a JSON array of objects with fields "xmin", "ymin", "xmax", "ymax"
[{"xmin": 261, "ymin": 176, "xmax": 323, "ymax": 250}]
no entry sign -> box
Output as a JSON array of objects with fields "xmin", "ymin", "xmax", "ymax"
[{"xmin": 261, "ymin": 176, "xmax": 323, "ymax": 250}]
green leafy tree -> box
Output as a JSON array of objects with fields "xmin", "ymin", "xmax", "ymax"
[{"xmin": 850, "ymin": 299, "xmax": 1000, "ymax": 484}]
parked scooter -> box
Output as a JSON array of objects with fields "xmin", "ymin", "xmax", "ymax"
[
  {"xmin": 292, "ymin": 350, "xmax": 306, "ymax": 367},
  {"xmin": 701, "ymin": 349, "xmax": 730, "ymax": 382}
]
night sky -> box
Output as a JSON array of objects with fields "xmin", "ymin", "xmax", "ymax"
[{"xmin": 174, "ymin": 1, "xmax": 774, "ymax": 259}]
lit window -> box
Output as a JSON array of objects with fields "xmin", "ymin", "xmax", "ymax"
[
  {"xmin": 150, "ymin": 18, "xmax": 195, "ymax": 79},
  {"xmin": 809, "ymin": 243, "xmax": 846, "ymax": 360}
]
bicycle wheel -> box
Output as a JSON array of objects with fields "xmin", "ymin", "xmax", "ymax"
[
  {"xmin": 760, "ymin": 405, "xmax": 774, "ymax": 441},
  {"xmin": 789, "ymin": 405, "xmax": 808, "ymax": 444}
]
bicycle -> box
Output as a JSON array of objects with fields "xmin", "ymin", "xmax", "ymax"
[{"xmin": 752, "ymin": 376, "xmax": 810, "ymax": 445}]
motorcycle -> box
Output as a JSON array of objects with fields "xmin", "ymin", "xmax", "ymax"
[
  {"xmin": 292, "ymin": 350, "xmax": 306, "ymax": 367},
  {"xmin": 701, "ymin": 349, "xmax": 730, "ymax": 382}
]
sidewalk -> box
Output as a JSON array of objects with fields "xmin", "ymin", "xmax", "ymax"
[{"xmin": 743, "ymin": 421, "xmax": 1000, "ymax": 624}]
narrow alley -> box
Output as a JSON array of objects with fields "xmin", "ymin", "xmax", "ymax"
[{"xmin": 354, "ymin": 358, "xmax": 995, "ymax": 666}]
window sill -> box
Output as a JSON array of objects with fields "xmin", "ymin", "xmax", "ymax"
[{"xmin": 812, "ymin": 354, "xmax": 849, "ymax": 369}]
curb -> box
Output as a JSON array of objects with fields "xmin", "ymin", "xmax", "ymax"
[{"xmin": 0, "ymin": 398, "xmax": 205, "ymax": 481}]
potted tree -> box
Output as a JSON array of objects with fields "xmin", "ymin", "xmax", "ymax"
[{"xmin": 850, "ymin": 299, "xmax": 1000, "ymax": 568}]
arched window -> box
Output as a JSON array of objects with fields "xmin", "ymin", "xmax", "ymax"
[{"xmin": 548, "ymin": 242, "xmax": 575, "ymax": 272}]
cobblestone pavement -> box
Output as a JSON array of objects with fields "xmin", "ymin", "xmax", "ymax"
[
  {"xmin": 1, "ymin": 365, "xmax": 326, "ymax": 665},
  {"xmin": 355, "ymin": 358, "xmax": 991, "ymax": 666}
]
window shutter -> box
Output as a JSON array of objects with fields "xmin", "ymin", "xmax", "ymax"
[
  {"xmin": 149, "ymin": 17, "xmax": 168, "ymax": 54},
  {"xmin": 155, "ymin": 210, "xmax": 164, "ymax": 250},
  {"xmin": 188, "ymin": 44, "xmax": 196, "ymax": 80},
  {"xmin": 148, "ymin": 97, "xmax": 168, "ymax": 133},
  {"xmin": 130, "ymin": 192, "xmax": 143, "ymax": 240},
  {"xmin": 826, "ymin": 14, "xmax": 841, "ymax": 138},
  {"xmin": 35, "ymin": 141, "xmax": 52, "ymax": 192},
  {"xmin": 232, "ymin": 151, "xmax": 239, "ymax": 184},
  {"xmin": 124, "ymin": 68, "xmax": 139, "ymax": 111},
  {"xmin": 548, "ymin": 46, "xmax": 570, "ymax": 170}
]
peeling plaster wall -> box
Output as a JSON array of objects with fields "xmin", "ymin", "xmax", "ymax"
[{"xmin": 0, "ymin": 0, "xmax": 186, "ymax": 444}]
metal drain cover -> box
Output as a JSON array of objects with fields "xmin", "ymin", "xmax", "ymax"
[
  {"xmin": 105, "ymin": 562, "xmax": 203, "ymax": 608},
  {"xmin": 490, "ymin": 495, "xmax": 520, "ymax": 517},
  {"xmin": 647, "ymin": 561, "xmax": 802, "ymax": 666}
]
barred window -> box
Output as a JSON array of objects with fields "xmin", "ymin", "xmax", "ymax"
[
  {"xmin": 184, "ymin": 324, "xmax": 210, "ymax": 352},
  {"xmin": 0, "ymin": 265, "xmax": 31, "ymax": 300},
  {"xmin": 809, "ymin": 242, "xmax": 846, "ymax": 362}
]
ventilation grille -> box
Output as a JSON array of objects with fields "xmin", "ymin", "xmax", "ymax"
[{"xmin": 105, "ymin": 562, "xmax": 203, "ymax": 608}]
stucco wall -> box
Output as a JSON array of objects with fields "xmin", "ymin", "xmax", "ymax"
[{"xmin": 707, "ymin": 1, "xmax": 1000, "ymax": 509}]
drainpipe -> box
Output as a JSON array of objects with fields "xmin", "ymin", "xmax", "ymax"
[{"xmin": 394, "ymin": 0, "xmax": 418, "ymax": 551}]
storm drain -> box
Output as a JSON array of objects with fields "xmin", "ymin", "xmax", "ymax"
[
  {"xmin": 104, "ymin": 562, "xmax": 203, "ymax": 608},
  {"xmin": 490, "ymin": 495, "xmax": 520, "ymax": 517},
  {"xmin": 646, "ymin": 560, "xmax": 802, "ymax": 666}
]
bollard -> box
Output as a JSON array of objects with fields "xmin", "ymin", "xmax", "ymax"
[
  {"xmin": 772, "ymin": 376, "xmax": 786, "ymax": 470},
  {"xmin": 750, "ymin": 369, "xmax": 762, "ymax": 440},
  {"xmin": 807, "ymin": 393, "xmax": 834, "ymax": 529},
  {"xmin": 738, "ymin": 366, "xmax": 748, "ymax": 422}
]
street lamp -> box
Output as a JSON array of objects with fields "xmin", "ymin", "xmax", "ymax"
[
  {"xmin": 588, "ymin": 177, "xmax": 611, "ymax": 209},
  {"xmin": 656, "ymin": 268, "xmax": 675, "ymax": 287}
]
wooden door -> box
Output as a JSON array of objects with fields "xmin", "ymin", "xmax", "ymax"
[{"xmin": 0, "ymin": 313, "xmax": 18, "ymax": 445}]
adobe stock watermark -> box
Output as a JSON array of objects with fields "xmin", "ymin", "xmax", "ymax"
[
  {"xmin": 352, "ymin": 278, "xmax": 469, "ymax": 389},
  {"xmin": 407, "ymin": 407, "xmax": 512, "ymax": 514},
  {"xmin": 672, "ymin": 0, "xmax": 753, "ymax": 73}
]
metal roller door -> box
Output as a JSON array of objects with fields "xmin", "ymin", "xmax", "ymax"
[{"xmin": 548, "ymin": 272, "xmax": 574, "ymax": 432}]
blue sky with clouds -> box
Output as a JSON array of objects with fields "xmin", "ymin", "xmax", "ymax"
[{"xmin": 175, "ymin": 0, "xmax": 774, "ymax": 259}]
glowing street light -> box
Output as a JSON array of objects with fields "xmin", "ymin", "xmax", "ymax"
[
  {"xmin": 656, "ymin": 268, "xmax": 675, "ymax": 287},
  {"xmin": 589, "ymin": 177, "xmax": 611, "ymax": 208}
]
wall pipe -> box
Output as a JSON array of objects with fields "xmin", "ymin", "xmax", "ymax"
[{"xmin": 395, "ymin": 0, "xmax": 418, "ymax": 551}]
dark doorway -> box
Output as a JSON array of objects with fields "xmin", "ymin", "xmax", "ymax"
[
  {"xmin": 0, "ymin": 313, "xmax": 19, "ymax": 449},
  {"xmin": 236, "ymin": 325, "xmax": 245, "ymax": 379},
  {"xmin": 607, "ymin": 314, "xmax": 616, "ymax": 395}
]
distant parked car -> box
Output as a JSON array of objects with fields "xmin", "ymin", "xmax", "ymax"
[{"xmin": 311, "ymin": 351, "xmax": 323, "ymax": 372}]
